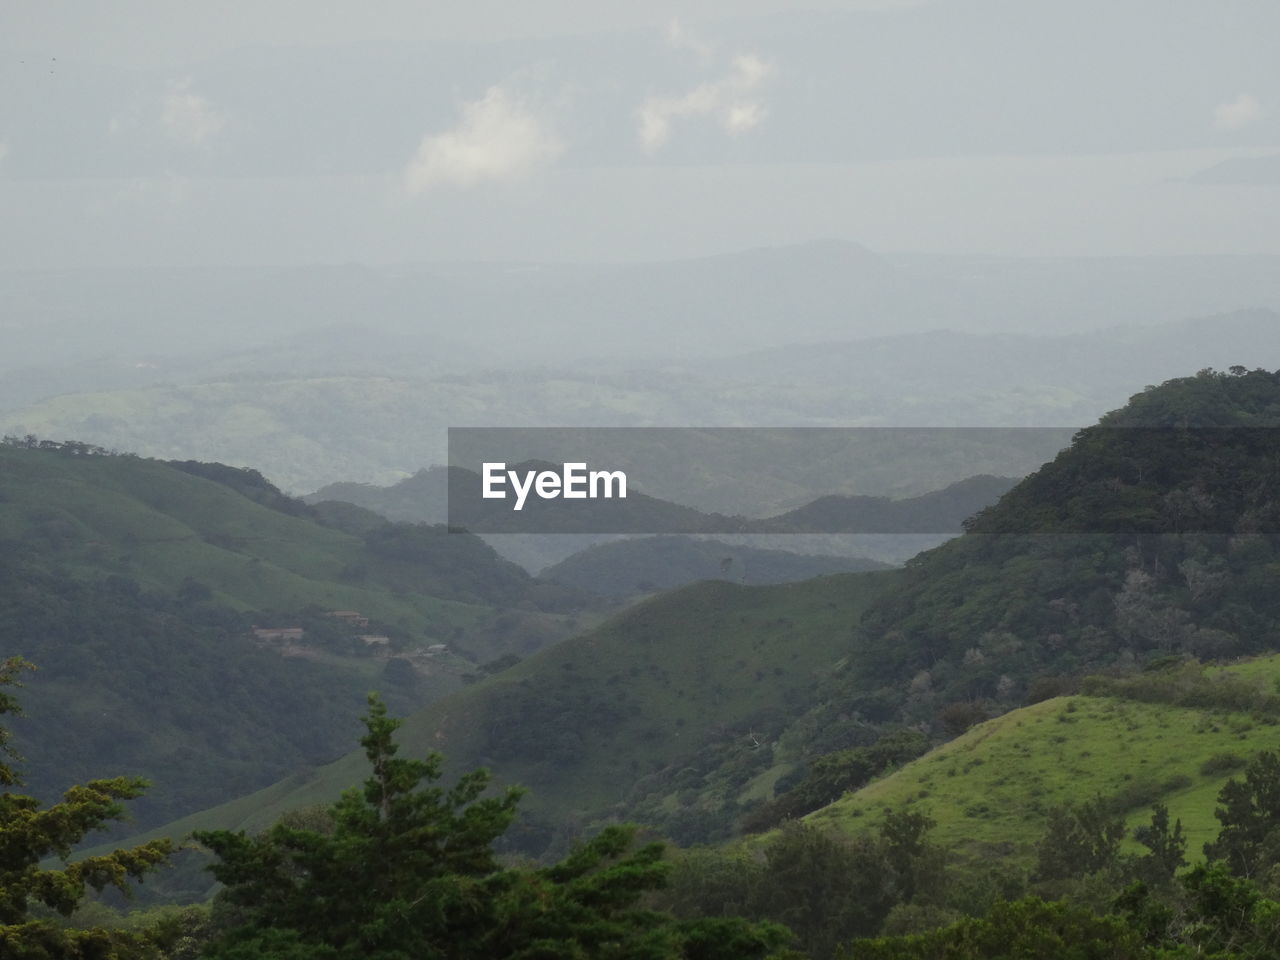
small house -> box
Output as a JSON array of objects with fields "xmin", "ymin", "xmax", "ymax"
[
  {"xmin": 328, "ymin": 610, "xmax": 370, "ymax": 627},
  {"xmin": 253, "ymin": 627, "xmax": 304, "ymax": 642}
]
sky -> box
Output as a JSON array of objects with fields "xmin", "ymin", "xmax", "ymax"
[
  {"xmin": 2, "ymin": 0, "xmax": 1279, "ymax": 267},
  {"xmin": 6, "ymin": 1, "xmax": 923, "ymax": 65}
]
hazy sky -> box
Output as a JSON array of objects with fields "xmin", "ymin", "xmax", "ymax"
[
  {"xmin": 7, "ymin": 1, "xmax": 922, "ymax": 64},
  {"xmin": 3, "ymin": 0, "xmax": 1279, "ymax": 266}
]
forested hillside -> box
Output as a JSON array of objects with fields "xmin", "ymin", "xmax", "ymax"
[
  {"xmin": 0, "ymin": 440, "xmax": 588, "ymax": 829},
  {"xmin": 111, "ymin": 369, "xmax": 1280, "ymax": 861},
  {"xmin": 102, "ymin": 571, "xmax": 900, "ymax": 871},
  {"xmin": 29, "ymin": 367, "xmax": 1280, "ymax": 959}
]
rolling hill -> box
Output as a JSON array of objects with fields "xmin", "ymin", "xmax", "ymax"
[
  {"xmin": 86, "ymin": 570, "xmax": 902, "ymax": 884},
  {"xmin": 7, "ymin": 306, "xmax": 1280, "ymax": 496},
  {"xmin": 310, "ymin": 469, "xmax": 1019, "ymax": 572},
  {"xmin": 539, "ymin": 537, "xmax": 891, "ymax": 599},
  {"xmin": 806, "ymin": 656, "xmax": 1280, "ymax": 868},
  {"xmin": 0, "ymin": 440, "xmax": 589, "ymax": 830},
  {"xmin": 85, "ymin": 367, "xmax": 1280, "ymax": 897}
]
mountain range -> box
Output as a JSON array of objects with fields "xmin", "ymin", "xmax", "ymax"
[{"xmin": 89, "ymin": 368, "xmax": 1280, "ymax": 897}]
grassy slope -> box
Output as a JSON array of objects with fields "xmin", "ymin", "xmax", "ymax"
[
  {"xmin": 2, "ymin": 447, "xmax": 600, "ymax": 833},
  {"xmin": 805, "ymin": 654, "xmax": 1280, "ymax": 862},
  {"xmin": 105, "ymin": 570, "xmax": 901, "ymax": 848},
  {"xmin": 0, "ymin": 447, "xmax": 538, "ymax": 651}
]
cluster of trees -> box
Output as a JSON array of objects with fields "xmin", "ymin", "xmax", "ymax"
[
  {"xmin": 1, "ymin": 435, "xmax": 117, "ymax": 456},
  {"xmin": 1080, "ymin": 661, "xmax": 1280, "ymax": 716},
  {"xmin": 1, "ymin": 663, "xmax": 791, "ymax": 959},
  {"xmin": 837, "ymin": 528, "xmax": 1280, "ymax": 741},
  {"xmin": 16, "ymin": 645, "xmax": 1280, "ymax": 958},
  {"xmin": 0, "ymin": 657, "xmax": 175, "ymax": 958},
  {"xmin": 0, "ymin": 440, "xmax": 605, "ymax": 841},
  {"xmin": 191, "ymin": 697, "xmax": 794, "ymax": 960},
  {"xmin": 740, "ymin": 731, "xmax": 929, "ymax": 834},
  {"xmin": 481, "ymin": 673, "xmax": 634, "ymax": 771},
  {"xmin": 168, "ymin": 461, "xmax": 315, "ymax": 520},
  {"xmin": 659, "ymin": 753, "xmax": 1280, "ymax": 959},
  {"xmin": 850, "ymin": 749, "xmax": 1280, "ymax": 957},
  {"xmin": 791, "ymin": 370, "xmax": 1280, "ymax": 752},
  {"xmin": 580, "ymin": 371, "xmax": 1280, "ymax": 857},
  {"xmin": 660, "ymin": 812, "xmax": 948, "ymax": 960},
  {"xmin": 0, "ymin": 552, "xmax": 378, "ymax": 834}
]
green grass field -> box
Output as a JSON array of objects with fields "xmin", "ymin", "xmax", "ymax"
[{"xmin": 806, "ymin": 654, "xmax": 1280, "ymax": 863}]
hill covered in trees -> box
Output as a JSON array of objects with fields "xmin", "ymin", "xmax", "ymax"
[
  {"xmin": 0, "ymin": 440, "xmax": 589, "ymax": 830},
  {"xmin": 109, "ymin": 368, "xmax": 1280, "ymax": 860}
]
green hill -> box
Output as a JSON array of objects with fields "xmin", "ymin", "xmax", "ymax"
[
  {"xmin": 789, "ymin": 368, "xmax": 1280, "ymax": 756},
  {"xmin": 92, "ymin": 570, "xmax": 901, "ymax": 869},
  {"xmin": 806, "ymin": 655, "xmax": 1280, "ymax": 867},
  {"xmin": 0, "ymin": 440, "xmax": 588, "ymax": 830},
  {"xmin": 311, "ymin": 469, "xmax": 1015, "ymax": 572},
  {"xmin": 540, "ymin": 536, "xmax": 891, "ymax": 599},
  {"xmin": 757, "ymin": 475, "xmax": 1019, "ymax": 534},
  {"xmin": 311, "ymin": 466, "xmax": 1018, "ymax": 537},
  {"xmin": 95, "ymin": 368, "xmax": 1280, "ymax": 886}
]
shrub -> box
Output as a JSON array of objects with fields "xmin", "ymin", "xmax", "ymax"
[{"xmin": 1201, "ymin": 752, "xmax": 1247, "ymax": 776}]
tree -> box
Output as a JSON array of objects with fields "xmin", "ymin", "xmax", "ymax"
[
  {"xmin": 1129, "ymin": 803, "xmax": 1186, "ymax": 888},
  {"xmin": 196, "ymin": 695, "xmax": 793, "ymax": 959},
  {"xmin": 1034, "ymin": 796, "xmax": 1126, "ymax": 883},
  {"xmin": 660, "ymin": 812, "xmax": 948, "ymax": 960},
  {"xmin": 880, "ymin": 810, "xmax": 944, "ymax": 906},
  {"xmin": 1116, "ymin": 862, "xmax": 1280, "ymax": 959},
  {"xmin": 843, "ymin": 897, "xmax": 1147, "ymax": 960},
  {"xmin": 1204, "ymin": 750, "xmax": 1280, "ymax": 879},
  {"xmin": 0, "ymin": 656, "xmax": 173, "ymax": 958}
]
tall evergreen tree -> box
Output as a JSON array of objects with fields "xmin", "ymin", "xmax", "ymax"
[
  {"xmin": 1130, "ymin": 803, "xmax": 1186, "ymax": 888},
  {"xmin": 1204, "ymin": 750, "xmax": 1280, "ymax": 879},
  {"xmin": 196, "ymin": 695, "xmax": 793, "ymax": 960},
  {"xmin": 0, "ymin": 656, "xmax": 173, "ymax": 959}
]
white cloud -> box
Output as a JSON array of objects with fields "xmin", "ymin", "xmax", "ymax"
[
  {"xmin": 724, "ymin": 101, "xmax": 766, "ymax": 135},
  {"xmin": 666, "ymin": 18, "xmax": 714, "ymax": 65},
  {"xmin": 162, "ymin": 78, "xmax": 227, "ymax": 146},
  {"xmin": 1214, "ymin": 93, "xmax": 1264, "ymax": 131},
  {"xmin": 403, "ymin": 86, "xmax": 564, "ymax": 193},
  {"xmin": 636, "ymin": 53, "xmax": 776, "ymax": 152}
]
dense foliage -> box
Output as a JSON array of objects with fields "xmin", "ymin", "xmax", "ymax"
[
  {"xmin": 803, "ymin": 369, "xmax": 1280, "ymax": 753},
  {"xmin": 89, "ymin": 369, "xmax": 1280, "ymax": 873},
  {"xmin": 21, "ymin": 369, "xmax": 1280, "ymax": 957},
  {"xmin": 741, "ymin": 731, "xmax": 929, "ymax": 833},
  {"xmin": 0, "ymin": 657, "xmax": 174, "ymax": 959},
  {"xmin": 0, "ymin": 549, "xmax": 372, "ymax": 830},
  {"xmin": 656, "ymin": 753, "xmax": 1280, "ymax": 958},
  {"xmin": 0, "ymin": 442, "xmax": 588, "ymax": 833},
  {"xmin": 194, "ymin": 697, "xmax": 793, "ymax": 959}
]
